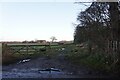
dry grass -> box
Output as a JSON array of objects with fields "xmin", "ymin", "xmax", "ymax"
[{"xmin": 2, "ymin": 43, "xmax": 18, "ymax": 65}]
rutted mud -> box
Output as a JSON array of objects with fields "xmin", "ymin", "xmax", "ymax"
[{"xmin": 2, "ymin": 56, "xmax": 112, "ymax": 78}]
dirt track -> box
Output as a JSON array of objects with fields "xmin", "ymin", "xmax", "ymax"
[{"xmin": 2, "ymin": 54, "xmax": 114, "ymax": 78}]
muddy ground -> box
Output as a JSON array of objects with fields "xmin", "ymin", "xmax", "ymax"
[{"xmin": 2, "ymin": 53, "xmax": 117, "ymax": 78}]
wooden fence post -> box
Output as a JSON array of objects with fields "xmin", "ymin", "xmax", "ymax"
[{"xmin": 26, "ymin": 45, "xmax": 28, "ymax": 54}]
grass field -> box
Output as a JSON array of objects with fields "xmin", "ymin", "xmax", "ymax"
[{"xmin": 2, "ymin": 43, "xmax": 63, "ymax": 65}]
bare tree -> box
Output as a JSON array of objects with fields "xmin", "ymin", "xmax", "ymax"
[{"xmin": 50, "ymin": 36, "xmax": 57, "ymax": 43}]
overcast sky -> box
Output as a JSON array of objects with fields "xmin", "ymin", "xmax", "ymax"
[{"xmin": 0, "ymin": 0, "xmax": 90, "ymax": 41}]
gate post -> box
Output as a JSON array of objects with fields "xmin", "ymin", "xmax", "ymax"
[
  {"xmin": 26, "ymin": 45, "xmax": 28, "ymax": 54},
  {"xmin": 0, "ymin": 43, "xmax": 2, "ymax": 80}
]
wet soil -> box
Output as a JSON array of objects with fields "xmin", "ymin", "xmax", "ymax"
[{"xmin": 2, "ymin": 54, "xmax": 115, "ymax": 78}]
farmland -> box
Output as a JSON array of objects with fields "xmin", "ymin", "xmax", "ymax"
[
  {"xmin": 2, "ymin": 42, "xmax": 120, "ymax": 78},
  {"xmin": 2, "ymin": 43, "xmax": 60, "ymax": 65}
]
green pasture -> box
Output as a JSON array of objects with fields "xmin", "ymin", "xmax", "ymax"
[{"xmin": 2, "ymin": 44, "xmax": 64, "ymax": 65}]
